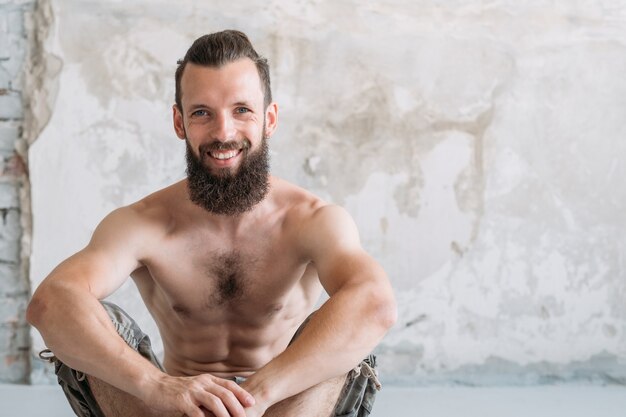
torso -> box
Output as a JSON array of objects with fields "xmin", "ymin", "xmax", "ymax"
[{"xmin": 128, "ymin": 176, "xmax": 325, "ymax": 377}]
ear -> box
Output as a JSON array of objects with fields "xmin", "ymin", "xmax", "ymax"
[
  {"xmin": 172, "ymin": 104, "xmax": 186, "ymax": 140},
  {"xmin": 264, "ymin": 102, "xmax": 278, "ymax": 138}
]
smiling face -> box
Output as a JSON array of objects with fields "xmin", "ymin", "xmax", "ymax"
[
  {"xmin": 174, "ymin": 58, "xmax": 277, "ymax": 173},
  {"xmin": 173, "ymin": 58, "xmax": 278, "ymax": 215}
]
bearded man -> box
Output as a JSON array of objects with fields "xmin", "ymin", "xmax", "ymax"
[{"xmin": 27, "ymin": 30, "xmax": 396, "ymax": 417}]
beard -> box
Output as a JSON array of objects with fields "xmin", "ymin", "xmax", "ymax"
[{"xmin": 185, "ymin": 136, "xmax": 270, "ymax": 216}]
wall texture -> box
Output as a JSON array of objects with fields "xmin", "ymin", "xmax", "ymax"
[
  {"xmin": 0, "ymin": 0, "xmax": 36, "ymax": 384},
  {"xmin": 21, "ymin": 1, "xmax": 626, "ymax": 385}
]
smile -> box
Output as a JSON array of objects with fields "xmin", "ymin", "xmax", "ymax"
[{"xmin": 209, "ymin": 149, "xmax": 242, "ymax": 160}]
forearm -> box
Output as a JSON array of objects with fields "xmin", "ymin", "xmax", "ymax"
[
  {"xmin": 242, "ymin": 283, "xmax": 396, "ymax": 407},
  {"xmin": 27, "ymin": 281, "xmax": 163, "ymax": 399}
]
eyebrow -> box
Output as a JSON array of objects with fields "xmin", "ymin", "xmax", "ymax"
[
  {"xmin": 186, "ymin": 100, "xmax": 255, "ymax": 112},
  {"xmin": 185, "ymin": 103, "xmax": 209, "ymax": 112},
  {"xmin": 233, "ymin": 100, "xmax": 254, "ymax": 108}
]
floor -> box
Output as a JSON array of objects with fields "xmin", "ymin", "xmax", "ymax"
[{"xmin": 1, "ymin": 384, "xmax": 625, "ymax": 416}]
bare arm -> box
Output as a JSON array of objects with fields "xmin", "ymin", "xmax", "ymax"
[
  {"xmin": 241, "ymin": 205, "xmax": 397, "ymax": 413},
  {"xmin": 27, "ymin": 207, "xmax": 156, "ymax": 391},
  {"xmin": 27, "ymin": 206, "xmax": 253, "ymax": 417}
]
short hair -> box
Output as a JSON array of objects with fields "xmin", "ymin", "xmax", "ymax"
[{"xmin": 175, "ymin": 30, "xmax": 272, "ymax": 111}]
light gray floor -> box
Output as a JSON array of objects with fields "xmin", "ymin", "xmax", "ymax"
[{"xmin": 1, "ymin": 384, "xmax": 626, "ymax": 416}]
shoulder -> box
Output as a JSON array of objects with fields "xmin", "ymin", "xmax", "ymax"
[
  {"xmin": 91, "ymin": 181, "xmax": 183, "ymax": 248},
  {"xmin": 300, "ymin": 204, "xmax": 360, "ymax": 251},
  {"xmin": 269, "ymin": 177, "xmax": 360, "ymax": 256},
  {"xmin": 268, "ymin": 176, "xmax": 329, "ymax": 226}
]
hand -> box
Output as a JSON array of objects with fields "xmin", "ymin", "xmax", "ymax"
[
  {"xmin": 200, "ymin": 403, "xmax": 267, "ymax": 417},
  {"xmin": 141, "ymin": 373, "xmax": 255, "ymax": 417},
  {"xmin": 239, "ymin": 378, "xmax": 270, "ymax": 417},
  {"xmin": 243, "ymin": 402, "xmax": 269, "ymax": 417}
]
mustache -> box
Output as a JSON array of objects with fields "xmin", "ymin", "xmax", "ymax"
[{"xmin": 199, "ymin": 139, "xmax": 252, "ymax": 154}]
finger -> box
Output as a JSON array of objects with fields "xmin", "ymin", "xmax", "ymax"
[
  {"xmin": 196, "ymin": 393, "xmax": 230, "ymax": 417},
  {"xmin": 209, "ymin": 385, "xmax": 247, "ymax": 417},
  {"xmin": 183, "ymin": 403, "xmax": 205, "ymax": 417},
  {"xmin": 214, "ymin": 378, "xmax": 256, "ymax": 407},
  {"xmin": 199, "ymin": 408, "xmax": 217, "ymax": 417}
]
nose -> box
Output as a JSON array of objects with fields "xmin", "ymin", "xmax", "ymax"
[{"xmin": 211, "ymin": 111, "xmax": 236, "ymax": 142}]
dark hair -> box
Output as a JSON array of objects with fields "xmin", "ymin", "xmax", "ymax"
[{"xmin": 175, "ymin": 30, "xmax": 272, "ymax": 111}]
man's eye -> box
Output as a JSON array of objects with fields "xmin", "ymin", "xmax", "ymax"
[
  {"xmin": 192, "ymin": 110, "xmax": 208, "ymax": 117},
  {"xmin": 235, "ymin": 107, "xmax": 250, "ymax": 114}
]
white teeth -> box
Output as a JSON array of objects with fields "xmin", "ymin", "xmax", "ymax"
[{"xmin": 210, "ymin": 150, "xmax": 239, "ymax": 160}]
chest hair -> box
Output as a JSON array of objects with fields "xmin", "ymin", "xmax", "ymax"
[{"xmin": 207, "ymin": 251, "xmax": 247, "ymax": 305}]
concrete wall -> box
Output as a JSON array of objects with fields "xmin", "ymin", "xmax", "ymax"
[{"xmin": 13, "ymin": 0, "xmax": 626, "ymax": 385}]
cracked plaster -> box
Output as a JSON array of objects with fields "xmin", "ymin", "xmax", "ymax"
[{"xmin": 26, "ymin": 1, "xmax": 626, "ymax": 385}]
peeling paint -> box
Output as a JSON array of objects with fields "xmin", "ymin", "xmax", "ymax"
[{"xmin": 25, "ymin": 1, "xmax": 626, "ymax": 386}]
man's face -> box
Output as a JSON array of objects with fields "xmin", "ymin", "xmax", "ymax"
[{"xmin": 173, "ymin": 58, "xmax": 278, "ymax": 214}]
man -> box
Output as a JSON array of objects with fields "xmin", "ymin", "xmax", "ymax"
[{"xmin": 27, "ymin": 30, "xmax": 396, "ymax": 417}]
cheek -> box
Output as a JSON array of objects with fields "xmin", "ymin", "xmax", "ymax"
[
  {"xmin": 185, "ymin": 121, "xmax": 211, "ymax": 138},
  {"xmin": 244, "ymin": 121, "xmax": 264, "ymax": 137}
]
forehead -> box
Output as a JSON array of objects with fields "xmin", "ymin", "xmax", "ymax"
[{"xmin": 180, "ymin": 58, "xmax": 264, "ymax": 108}]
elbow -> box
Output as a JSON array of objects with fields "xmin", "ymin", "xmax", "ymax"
[
  {"xmin": 367, "ymin": 288, "xmax": 397, "ymax": 333},
  {"xmin": 26, "ymin": 292, "xmax": 47, "ymax": 328},
  {"xmin": 377, "ymin": 295, "xmax": 398, "ymax": 331},
  {"xmin": 26, "ymin": 283, "xmax": 56, "ymax": 328}
]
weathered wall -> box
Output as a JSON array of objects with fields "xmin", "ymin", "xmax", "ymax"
[
  {"xmin": 0, "ymin": 0, "xmax": 36, "ymax": 384},
  {"xmin": 24, "ymin": 1, "xmax": 626, "ymax": 385}
]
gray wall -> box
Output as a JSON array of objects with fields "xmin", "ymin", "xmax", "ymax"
[
  {"xmin": 0, "ymin": 0, "xmax": 36, "ymax": 384},
  {"xmin": 2, "ymin": 0, "xmax": 626, "ymax": 386}
]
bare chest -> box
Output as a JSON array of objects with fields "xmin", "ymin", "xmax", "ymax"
[
  {"xmin": 201, "ymin": 250, "xmax": 262, "ymax": 307},
  {"xmin": 135, "ymin": 234, "xmax": 316, "ymax": 322}
]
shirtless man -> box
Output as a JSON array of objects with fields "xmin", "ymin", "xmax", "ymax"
[{"xmin": 26, "ymin": 30, "xmax": 397, "ymax": 417}]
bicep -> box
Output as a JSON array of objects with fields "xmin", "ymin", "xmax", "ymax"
[
  {"xmin": 300, "ymin": 205, "xmax": 386, "ymax": 295},
  {"xmin": 40, "ymin": 207, "xmax": 145, "ymax": 300}
]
